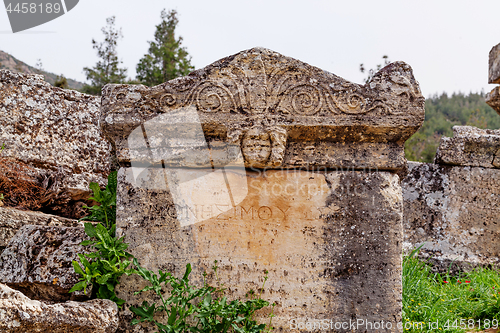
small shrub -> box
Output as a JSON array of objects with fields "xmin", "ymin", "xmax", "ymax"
[
  {"xmin": 79, "ymin": 171, "xmax": 117, "ymax": 230},
  {"xmin": 70, "ymin": 222, "xmax": 134, "ymax": 306},
  {"xmin": 70, "ymin": 170, "xmax": 133, "ymax": 306},
  {"xmin": 0, "ymin": 157, "xmax": 46, "ymax": 210},
  {"xmin": 131, "ymin": 259, "xmax": 274, "ymax": 332}
]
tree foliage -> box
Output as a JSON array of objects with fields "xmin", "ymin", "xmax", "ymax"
[
  {"xmin": 54, "ymin": 75, "xmax": 68, "ymax": 89},
  {"xmin": 82, "ymin": 16, "xmax": 127, "ymax": 95},
  {"xmin": 136, "ymin": 9, "xmax": 194, "ymax": 86}
]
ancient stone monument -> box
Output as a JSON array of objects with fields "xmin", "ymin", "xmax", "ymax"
[{"xmin": 101, "ymin": 48, "xmax": 424, "ymax": 332}]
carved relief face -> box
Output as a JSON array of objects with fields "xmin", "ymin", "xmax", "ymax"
[{"xmin": 241, "ymin": 127, "xmax": 272, "ymax": 166}]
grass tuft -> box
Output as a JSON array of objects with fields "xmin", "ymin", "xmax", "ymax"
[{"xmin": 403, "ymin": 247, "xmax": 500, "ymax": 332}]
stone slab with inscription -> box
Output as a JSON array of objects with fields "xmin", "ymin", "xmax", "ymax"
[{"xmin": 102, "ymin": 48, "xmax": 424, "ymax": 332}]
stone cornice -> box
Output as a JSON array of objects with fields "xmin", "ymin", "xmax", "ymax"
[{"xmin": 101, "ymin": 47, "xmax": 424, "ymax": 171}]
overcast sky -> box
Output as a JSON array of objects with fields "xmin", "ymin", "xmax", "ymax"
[{"xmin": 1, "ymin": 0, "xmax": 499, "ymax": 97}]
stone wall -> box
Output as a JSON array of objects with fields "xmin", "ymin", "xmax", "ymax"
[
  {"xmin": 404, "ymin": 40, "xmax": 500, "ymax": 273},
  {"xmin": 0, "ymin": 70, "xmax": 119, "ymax": 332}
]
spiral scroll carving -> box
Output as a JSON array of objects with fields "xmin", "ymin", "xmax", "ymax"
[
  {"xmin": 331, "ymin": 92, "xmax": 368, "ymax": 114},
  {"xmin": 160, "ymin": 93, "xmax": 176, "ymax": 107},
  {"xmin": 194, "ymin": 82, "xmax": 236, "ymax": 113},
  {"xmin": 149, "ymin": 53, "xmax": 421, "ymax": 118},
  {"xmin": 288, "ymin": 84, "xmax": 323, "ymax": 115}
]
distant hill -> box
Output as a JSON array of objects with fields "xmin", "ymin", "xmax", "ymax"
[{"xmin": 0, "ymin": 50, "xmax": 84, "ymax": 90}]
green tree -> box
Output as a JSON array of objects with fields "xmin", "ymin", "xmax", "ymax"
[
  {"xmin": 136, "ymin": 9, "xmax": 194, "ymax": 86},
  {"xmin": 82, "ymin": 16, "xmax": 127, "ymax": 95},
  {"xmin": 54, "ymin": 75, "xmax": 68, "ymax": 89}
]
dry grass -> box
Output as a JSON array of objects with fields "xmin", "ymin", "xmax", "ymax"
[{"xmin": 0, "ymin": 157, "xmax": 48, "ymax": 211}]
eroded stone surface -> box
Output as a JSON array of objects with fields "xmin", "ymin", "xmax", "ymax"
[
  {"xmin": 489, "ymin": 43, "xmax": 500, "ymax": 84},
  {"xmin": 116, "ymin": 168, "xmax": 403, "ymax": 332},
  {"xmin": 0, "ymin": 225, "xmax": 90, "ymax": 302},
  {"xmin": 0, "ymin": 69, "xmax": 111, "ymax": 202},
  {"xmin": 101, "ymin": 47, "xmax": 424, "ymax": 171},
  {"xmin": 435, "ymin": 126, "xmax": 500, "ymax": 168},
  {"xmin": 0, "ymin": 206, "xmax": 80, "ymax": 252},
  {"xmin": 0, "ymin": 283, "xmax": 118, "ymax": 333},
  {"xmin": 402, "ymin": 162, "xmax": 500, "ymax": 273},
  {"xmin": 486, "ymin": 86, "xmax": 500, "ymax": 115}
]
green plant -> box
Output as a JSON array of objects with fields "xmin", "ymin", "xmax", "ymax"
[
  {"xmin": 80, "ymin": 171, "xmax": 117, "ymax": 230},
  {"xmin": 70, "ymin": 170, "xmax": 133, "ymax": 306},
  {"xmin": 70, "ymin": 222, "xmax": 135, "ymax": 306},
  {"xmin": 130, "ymin": 259, "xmax": 274, "ymax": 332}
]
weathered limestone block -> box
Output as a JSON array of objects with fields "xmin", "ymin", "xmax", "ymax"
[
  {"xmin": 116, "ymin": 168, "xmax": 403, "ymax": 332},
  {"xmin": 488, "ymin": 42, "xmax": 500, "ymax": 84},
  {"xmin": 435, "ymin": 126, "xmax": 500, "ymax": 168},
  {"xmin": 102, "ymin": 48, "xmax": 424, "ymax": 332},
  {"xmin": 402, "ymin": 162, "xmax": 500, "ymax": 273},
  {"xmin": 0, "ymin": 283, "xmax": 118, "ymax": 333},
  {"xmin": 0, "ymin": 69, "xmax": 111, "ymax": 201},
  {"xmin": 486, "ymin": 43, "xmax": 500, "ymax": 115},
  {"xmin": 0, "ymin": 206, "xmax": 80, "ymax": 252},
  {"xmin": 0, "ymin": 225, "xmax": 90, "ymax": 302}
]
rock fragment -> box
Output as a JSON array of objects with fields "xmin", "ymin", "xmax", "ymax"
[
  {"xmin": 435, "ymin": 126, "xmax": 500, "ymax": 168},
  {"xmin": 0, "ymin": 225, "xmax": 90, "ymax": 302},
  {"xmin": 0, "ymin": 283, "xmax": 118, "ymax": 333}
]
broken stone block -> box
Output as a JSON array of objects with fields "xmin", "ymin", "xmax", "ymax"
[
  {"xmin": 0, "ymin": 206, "xmax": 80, "ymax": 252},
  {"xmin": 435, "ymin": 126, "xmax": 500, "ymax": 168},
  {"xmin": 402, "ymin": 162, "xmax": 500, "ymax": 274},
  {"xmin": 0, "ymin": 283, "xmax": 118, "ymax": 333},
  {"xmin": 102, "ymin": 47, "xmax": 424, "ymax": 332},
  {"xmin": 489, "ymin": 43, "xmax": 500, "ymax": 84},
  {"xmin": 0, "ymin": 70, "xmax": 111, "ymax": 215},
  {"xmin": 486, "ymin": 86, "xmax": 500, "ymax": 115},
  {"xmin": 0, "ymin": 225, "xmax": 90, "ymax": 302}
]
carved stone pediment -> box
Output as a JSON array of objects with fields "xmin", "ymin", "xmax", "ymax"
[{"xmin": 101, "ymin": 47, "xmax": 424, "ymax": 170}]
